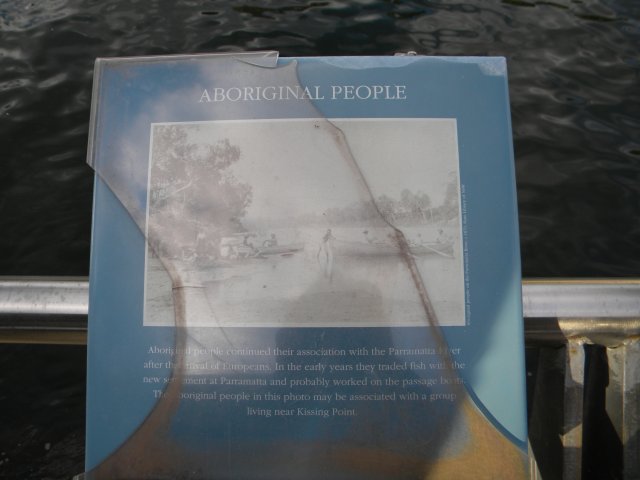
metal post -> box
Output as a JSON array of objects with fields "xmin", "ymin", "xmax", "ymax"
[
  {"xmin": 608, "ymin": 340, "xmax": 640, "ymax": 479},
  {"xmin": 563, "ymin": 339, "xmax": 585, "ymax": 480}
]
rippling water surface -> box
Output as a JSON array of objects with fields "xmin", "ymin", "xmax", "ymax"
[
  {"xmin": 0, "ymin": 0, "xmax": 638, "ymax": 277},
  {"xmin": 0, "ymin": 1, "xmax": 638, "ymax": 478}
]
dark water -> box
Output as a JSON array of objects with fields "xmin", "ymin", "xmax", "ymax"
[
  {"xmin": 0, "ymin": 345, "xmax": 85, "ymax": 478},
  {"xmin": 0, "ymin": 0, "xmax": 639, "ymax": 277},
  {"xmin": 0, "ymin": 1, "xmax": 638, "ymax": 478}
]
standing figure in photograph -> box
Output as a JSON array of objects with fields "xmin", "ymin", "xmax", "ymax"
[{"xmin": 317, "ymin": 228, "xmax": 335, "ymax": 281}]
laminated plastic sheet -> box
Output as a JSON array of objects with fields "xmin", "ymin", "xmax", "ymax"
[{"xmin": 84, "ymin": 52, "xmax": 528, "ymax": 478}]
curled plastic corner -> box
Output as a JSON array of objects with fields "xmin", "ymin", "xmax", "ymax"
[
  {"xmin": 86, "ymin": 51, "xmax": 278, "ymax": 171},
  {"xmin": 235, "ymin": 50, "xmax": 279, "ymax": 67}
]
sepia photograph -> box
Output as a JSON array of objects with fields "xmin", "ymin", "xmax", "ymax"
[{"xmin": 143, "ymin": 118, "xmax": 464, "ymax": 327}]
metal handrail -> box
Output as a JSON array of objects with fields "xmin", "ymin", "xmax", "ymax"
[
  {"xmin": 0, "ymin": 277, "xmax": 89, "ymax": 344},
  {"xmin": 0, "ymin": 277, "xmax": 88, "ymax": 316},
  {"xmin": 1, "ymin": 277, "xmax": 639, "ymax": 345}
]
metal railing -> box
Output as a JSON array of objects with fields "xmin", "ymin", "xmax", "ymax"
[
  {"xmin": 0, "ymin": 277, "xmax": 88, "ymax": 344},
  {"xmin": 1, "ymin": 277, "xmax": 639, "ymax": 479},
  {"xmin": 523, "ymin": 279, "xmax": 640, "ymax": 480}
]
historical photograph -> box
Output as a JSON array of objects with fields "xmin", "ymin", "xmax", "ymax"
[{"xmin": 143, "ymin": 118, "xmax": 464, "ymax": 327}]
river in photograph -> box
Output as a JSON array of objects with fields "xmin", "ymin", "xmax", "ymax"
[
  {"xmin": 0, "ymin": 0, "xmax": 638, "ymax": 478},
  {"xmin": 145, "ymin": 227, "xmax": 464, "ymax": 328}
]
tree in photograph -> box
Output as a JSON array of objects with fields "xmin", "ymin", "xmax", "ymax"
[
  {"xmin": 400, "ymin": 189, "xmax": 432, "ymax": 222},
  {"xmin": 148, "ymin": 125, "xmax": 252, "ymax": 259},
  {"xmin": 376, "ymin": 194, "xmax": 397, "ymax": 223},
  {"xmin": 416, "ymin": 192, "xmax": 433, "ymax": 222},
  {"xmin": 441, "ymin": 173, "xmax": 459, "ymax": 221}
]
